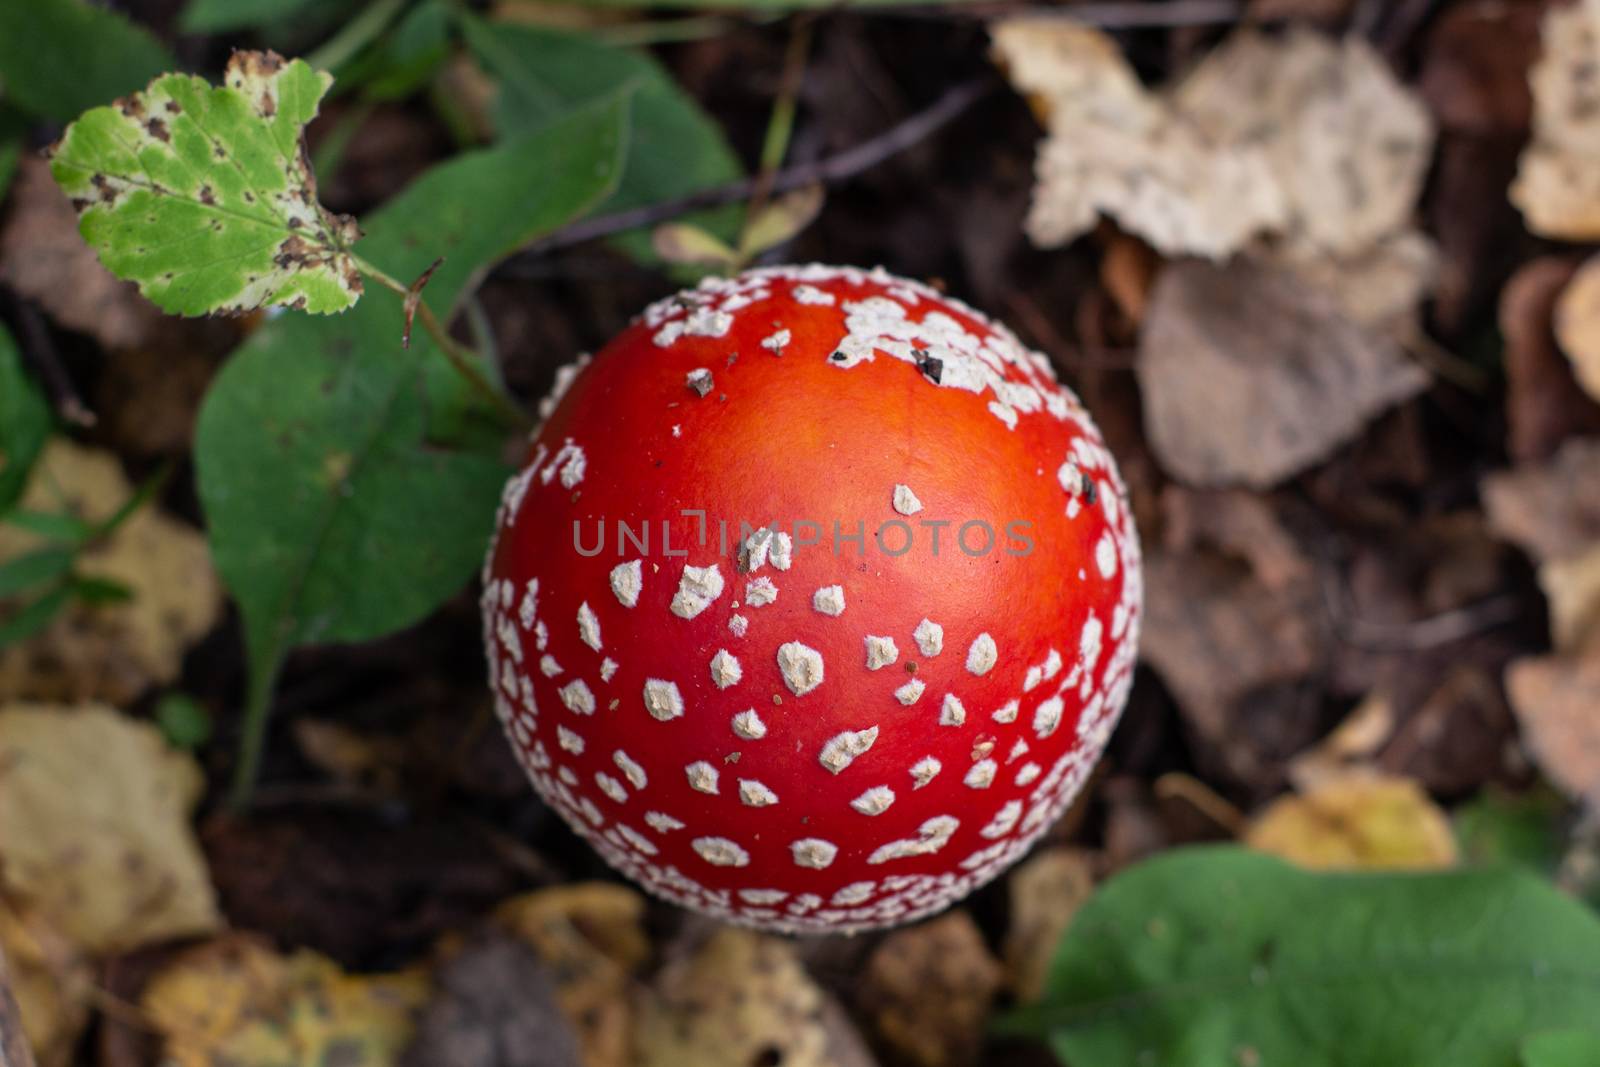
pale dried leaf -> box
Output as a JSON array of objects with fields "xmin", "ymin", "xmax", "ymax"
[
  {"xmin": 1511, "ymin": 0, "xmax": 1600, "ymax": 238},
  {"xmin": 0, "ymin": 898, "xmax": 90, "ymax": 1067},
  {"xmin": 1541, "ymin": 542, "xmax": 1600, "ymax": 654},
  {"xmin": 651, "ymin": 223, "xmax": 737, "ymax": 269},
  {"xmin": 991, "ymin": 19, "xmax": 1286, "ymax": 259},
  {"xmin": 0, "ymin": 441, "xmax": 221, "ymax": 705},
  {"xmin": 1287, "ymin": 693, "xmax": 1397, "ymax": 791},
  {"xmin": 141, "ymin": 937, "xmax": 427, "ymax": 1067},
  {"xmin": 1003, "ymin": 848, "xmax": 1094, "ymax": 1003},
  {"xmin": 1507, "ymin": 652, "xmax": 1600, "ymax": 808},
  {"xmin": 1138, "ymin": 258, "xmax": 1430, "ymax": 488},
  {"xmin": 859, "ymin": 911, "xmax": 1002, "ymax": 1067},
  {"xmin": 1246, "ymin": 773, "xmax": 1459, "ymax": 870},
  {"xmin": 0, "ymin": 158, "xmax": 162, "ymax": 350},
  {"xmin": 0, "ymin": 703, "xmax": 220, "ymax": 954},
  {"xmin": 1175, "ymin": 29, "xmax": 1434, "ymax": 259},
  {"xmin": 634, "ymin": 928, "xmax": 873, "ymax": 1067},
  {"xmin": 1554, "ymin": 252, "xmax": 1600, "ymax": 402},
  {"xmin": 1268, "ymin": 228, "xmax": 1439, "ymax": 331},
  {"xmin": 1482, "ymin": 436, "xmax": 1600, "ymax": 564}
]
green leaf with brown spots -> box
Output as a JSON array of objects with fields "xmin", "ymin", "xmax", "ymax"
[{"xmin": 47, "ymin": 50, "xmax": 362, "ymax": 317}]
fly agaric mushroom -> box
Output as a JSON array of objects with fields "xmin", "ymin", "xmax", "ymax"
[{"xmin": 482, "ymin": 265, "xmax": 1140, "ymax": 934}]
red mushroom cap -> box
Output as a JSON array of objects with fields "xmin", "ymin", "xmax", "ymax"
[{"xmin": 482, "ymin": 265, "xmax": 1141, "ymax": 934}]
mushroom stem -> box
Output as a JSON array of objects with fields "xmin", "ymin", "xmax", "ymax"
[{"xmin": 353, "ymin": 256, "xmax": 531, "ymax": 431}]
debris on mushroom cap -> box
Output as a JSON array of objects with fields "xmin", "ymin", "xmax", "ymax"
[{"xmin": 481, "ymin": 264, "xmax": 1141, "ymax": 935}]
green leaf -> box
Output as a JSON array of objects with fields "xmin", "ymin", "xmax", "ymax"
[
  {"xmin": 196, "ymin": 90, "xmax": 631, "ymax": 682},
  {"xmin": 180, "ymin": 0, "xmax": 321, "ymax": 34},
  {"xmin": 0, "ymin": 547, "xmax": 74, "ymax": 598},
  {"xmin": 1524, "ymin": 1029, "xmax": 1600, "ymax": 1067},
  {"xmin": 0, "ymin": 0, "xmax": 174, "ymax": 123},
  {"xmin": 338, "ymin": 0, "xmax": 453, "ymax": 102},
  {"xmin": 69, "ymin": 575, "xmax": 133, "ymax": 605},
  {"xmin": 49, "ymin": 51, "xmax": 363, "ymax": 317},
  {"xmin": 155, "ymin": 693, "xmax": 213, "ymax": 750},
  {"xmin": 1000, "ymin": 846, "xmax": 1600, "ymax": 1067},
  {"xmin": 0, "ymin": 324, "xmax": 51, "ymax": 515},
  {"xmin": 0, "ymin": 584, "xmax": 70, "ymax": 648},
  {"xmin": 3, "ymin": 510, "xmax": 92, "ymax": 545},
  {"xmin": 459, "ymin": 15, "xmax": 741, "ymax": 259},
  {"xmin": 1456, "ymin": 786, "xmax": 1568, "ymax": 875}
]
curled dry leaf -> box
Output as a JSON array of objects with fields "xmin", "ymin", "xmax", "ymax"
[
  {"xmin": 0, "ymin": 703, "xmax": 220, "ymax": 954},
  {"xmin": 0, "ymin": 441, "xmax": 221, "ymax": 705},
  {"xmin": 1482, "ymin": 436, "xmax": 1600, "ymax": 564},
  {"xmin": 0, "ymin": 899, "xmax": 89, "ymax": 1067},
  {"xmin": 0, "ymin": 158, "xmax": 163, "ymax": 351},
  {"xmin": 1511, "ymin": 0, "xmax": 1600, "ymax": 239},
  {"xmin": 1003, "ymin": 847, "xmax": 1094, "ymax": 1003},
  {"xmin": 141, "ymin": 936, "xmax": 428, "ymax": 1067},
  {"xmin": 1541, "ymin": 543, "xmax": 1600, "ymax": 654},
  {"xmin": 992, "ymin": 24, "xmax": 1432, "ymax": 262},
  {"xmin": 859, "ymin": 911, "xmax": 1003, "ymax": 1067},
  {"xmin": 1507, "ymin": 653, "xmax": 1600, "ymax": 809},
  {"xmin": 1245, "ymin": 773, "xmax": 1460, "ymax": 870},
  {"xmin": 633, "ymin": 928, "xmax": 876, "ymax": 1067},
  {"xmin": 1138, "ymin": 258, "xmax": 1429, "ymax": 488},
  {"xmin": 1498, "ymin": 258, "xmax": 1600, "ymax": 462},
  {"xmin": 494, "ymin": 884, "xmax": 649, "ymax": 1067},
  {"xmin": 1554, "ymin": 253, "xmax": 1600, "ymax": 403}
]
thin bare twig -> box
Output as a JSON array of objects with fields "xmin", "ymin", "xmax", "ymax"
[
  {"xmin": 9, "ymin": 295, "xmax": 94, "ymax": 427},
  {"xmin": 501, "ymin": 76, "xmax": 998, "ymax": 269}
]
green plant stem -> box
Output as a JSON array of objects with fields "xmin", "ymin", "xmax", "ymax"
[
  {"xmin": 227, "ymin": 645, "xmax": 283, "ymax": 809},
  {"xmin": 352, "ymin": 256, "xmax": 530, "ymax": 430},
  {"xmin": 306, "ymin": 0, "xmax": 409, "ymax": 74},
  {"xmin": 742, "ymin": 15, "xmax": 813, "ymax": 245}
]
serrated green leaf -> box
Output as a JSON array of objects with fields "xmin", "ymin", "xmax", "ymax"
[
  {"xmin": 1524, "ymin": 1029, "xmax": 1600, "ymax": 1066},
  {"xmin": 459, "ymin": 14, "xmax": 742, "ymax": 261},
  {"xmin": 49, "ymin": 51, "xmax": 363, "ymax": 317},
  {"xmin": 999, "ymin": 846, "xmax": 1600, "ymax": 1067},
  {"xmin": 180, "ymin": 0, "xmax": 321, "ymax": 34},
  {"xmin": 0, "ymin": 323, "xmax": 51, "ymax": 515},
  {"xmin": 196, "ymin": 90, "xmax": 631, "ymax": 692},
  {"xmin": 0, "ymin": 0, "xmax": 174, "ymax": 123}
]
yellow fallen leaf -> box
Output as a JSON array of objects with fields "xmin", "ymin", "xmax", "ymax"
[
  {"xmin": 0, "ymin": 703, "xmax": 220, "ymax": 954},
  {"xmin": 0, "ymin": 897, "xmax": 91, "ymax": 1067},
  {"xmin": 0, "ymin": 441, "xmax": 220, "ymax": 705},
  {"xmin": 1246, "ymin": 773, "xmax": 1459, "ymax": 870},
  {"xmin": 141, "ymin": 937, "xmax": 427, "ymax": 1067},
  {"xmin": 495, "ymin": 883, "xmax": 648, "ymax": 1067},
  {"xmin": 1511, "ymin": 0, "xmax": 1600, "ymax": 238}
]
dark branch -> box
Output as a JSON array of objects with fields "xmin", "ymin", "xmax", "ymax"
[{"xmin": 499, "ymin": 76, "xmax": 998, "ymax": 270}]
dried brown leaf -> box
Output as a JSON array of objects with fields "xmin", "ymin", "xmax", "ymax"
[
  {"xmin": 859, "ymin": 911, "xmax": 1002, "ymax": 1067},
  {"xmin": 0, "ymin": 703, "xmax": 220, "ymax": 954},
  {"xmin": 1555, "ymin": 252, "xmax": 1600, "ymax": 403},
  {"xmin": 1003, "ymin": 847, "xmax": 1094, "ymax": 1003},
  {"xmin": 1506, "ymin": 652, "xmax": 1600, "ymax": 808},
  {"xmin": 1482, "ymin": 435, "xmax": 1600, "ymax": 563},
  {"xmin": 1138, "ymin": 258, "xmax": 1429, "ymax": 488},
  {"xmin": 0, "ymin": 899, "xmax": 90, "ymax": 1067},
  {"xmin": 1511, "ymin": 0, "xmax": 1600, "ymax": 238}
]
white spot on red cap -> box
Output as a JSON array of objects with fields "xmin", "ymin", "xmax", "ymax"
[
  {"xmin": 670, "ymin": 564, "xmax": 725, "ymax": 619},
  {"xmin": 740, "ymin": 888, "xmax": 788, "ymax": 905},
  {"xmin": 577, "ymin": 602, "xmax": 602, "ymax": 651},
  {"xmin": 851, "ymin": 786, "xmax": 896, "ymax": 815},
  {"xmin": 609, "ymin": 561, "xmax": 642, "ymax": 608},
  {"xmin": 693, "ymin": 836, "xmax": 749, "ymax": 866},
  {"xmin": 596, "ymin": 772, "xmax": 628, "ymax": 803},
  {"xmin": 600, "ymin": 658, "xmax": 618, "ymax": 682},
  {"xmin": 559, "ymin": 680, "xmax": 595, "ymax": 715},
  {"xmin": 791, "ymin": 838, "xmax": 838, "ymax": 868},
  {"xmin": 709, "ymin": 649, "xmax": 742, "ymax": 689},
  {"xmin": 728, "ymin": 613, "xmax": 749, "ymax": 637},
  {"xmin": 518, "ymin": 579, "xmax": 539, "ymax": 629},
  {"xmin": 939, "ymin": 694, "xmax": 966, "ymax": 727},
  {"xmin": 894, "ymin": 678, "xmax": 926, "ymax": 705},
  {"xmin": 777, "ymin": 641, "xmax": 824, "ymax": 696},
  {"xmin": 992, "ymin": 699, "xmax": 1019, "ymax": 724},
  {"xmin": 685, "ymin": 761, "xmax": 720, "ymax": 794},
  {"xmin": 761, "ymin": 329, "xmax": 791, "ymax": 354},
  {"xmin": 913, "ymin": 618, "xmax": 943, "ymax": 657},
  {"xmin": 812, "ymin": 585, "xmax": 846, "ymax": 616},
  {"xmin": 1096, "ymin": 532, "xmax": 1117, "ymax": 578},
  {"xmin": 793, "ymin": 284, "xmax": 835, "ymax": 305},
  {"xmin": 864, "ymin": 635, "xmax": 899, "ymax": 670},
  {"xmin": 739, "ymin": 779, "xmax": 779, "ymax": 806},
  {"xmin": 819, "ymin": 726, "xmax": 879, "ymax": 773},
  {"xmin": 557, "ymin": 726, "xmax": 584, "ymax": 754},
  {"xmin": 645, "ymin": 811, "xmax": 684, "ymax": 833},
  {"xmin": 910, "ymin": 756, "xmax": 941, "ymax": 788},
  {"xmin": 1033, "ymin": 696, "xmax": 1064, "ymax": 738},
  {"xmin": 892, "ymin": 484, "xmax": 923, "ymax": 516},
  {"xmin": 539, "ymin": 655, "xmax": 561, "ymax": 678},
  {"xmin": 981, "ymin": 800, "xmax": 1023, "ymax": 839},
  {"xmin": 745, "ymin": 577, "xmax": 778, "ymax": 607},
  {"xmin": 613, "ymin": 750, "xmax": 647, "ymax": 789},
  {"xmin": 964, "ymin": 760, "xmax": 998, "ymax": 789},
  {"xmin": 965, "ymin": 633, "xmax": 998, "ymax": 675},
  {"xmin": 868, "ymin": 816, "xmax": 959, "ymax": 864},
  {"xmin": 686, "ymin": 368, "xmax": 713, "ymax": 397},
  {"xmin": 833, "ymin": 881, "xmax": 876, "ymax": 906},
  {"xmin": 731, "ymin": 709, "xmax": 767, "ymax": 740},
  {"xmin": 1015, "ymin": 763, "xmax": 1042, "ymax": 787},
  {"xmin": 642, "ymin": 678, "xmax": 684, "ymax": 721}
]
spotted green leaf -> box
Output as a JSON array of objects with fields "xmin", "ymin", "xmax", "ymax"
[{"xmin": 49, "ymin": 51, "xmax": 362, "ymax": 317}]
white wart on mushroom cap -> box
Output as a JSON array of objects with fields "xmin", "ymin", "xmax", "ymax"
[{"xmin": 482, "ymin": 264, "xmax": 1141, "ymax": 934}]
